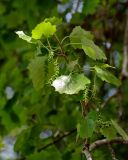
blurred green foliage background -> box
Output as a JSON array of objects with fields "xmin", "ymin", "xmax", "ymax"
[{"xmin": 0, "ymin": 0, "xmax": 128, "ymax": 159}]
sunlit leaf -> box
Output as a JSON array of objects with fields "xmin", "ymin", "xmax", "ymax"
[
  {"xmin": 15, "ymin": 31, "xmax": 36, "ymax": 43},
  {"xmin": 94, "ymin": 66, "xmax": 121, "ymax": 86},
  {"xmin": 32, "ymin": 22, "xmax": 56, "ymax": 39},
  {"xmin": 52, "ymin": 73, "xmax": 90, "ymax": 94},
  {"xmin": 82, "ymin": 38, "xmax": 107, "ymax": 60},
  {"xmin": 70, "ymin": 26, "xmax": 106, "ymax": 60}
]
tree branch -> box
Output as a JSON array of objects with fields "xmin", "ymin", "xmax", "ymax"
[
  {"xmin": 37, "ymin": 128, "xmax": 76, "ymax": 152},
  {"xmin": 82, "ymin": 148, "xmax": 93, "ymax": 160},
  {"xmin": 82, "ymin": 137, "xmax": 128, "ymax": 160},
  {"xmin": 74, "ymin": 0, "xmax": 81, "ymax": 13},
  {"xmin": 89, "ymin": 137, "xmax": 128, "ymax": 151},
  {"xmin": 107, "ymin": 143, "xmax": 117, "ymax": 160},
  {"xmin": 121, "ymin": 9, "xmax": 128, "ymax": 78},
  {"xmin": 82, "ymin": 141, "xmax": 93, "ymax": 160}
]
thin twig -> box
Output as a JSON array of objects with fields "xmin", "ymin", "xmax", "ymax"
[
  {"xmin": 56, "ymin": 53, "xmax": 68, "ymax": 59},
  {"xmin": 47, "ymin": 38, "xmax": 52, "ymax": 51},
  {"xmin": 54, "ymin": 34, "xmax": 64, "ymax": 54},
  {"xmin": 38, "ymin": 41, "xmax": 50, "ymax": 51},
  {"xmin": 61, "ymin": 36, "xmax": 70, "ymax": 44},
  {"xmin": 54, "ymin": 34, "xmax": 68, "ymax": 61},
  {"xmin": 37, "ymin": 128, "xmax": 76, "ymax": 152}
]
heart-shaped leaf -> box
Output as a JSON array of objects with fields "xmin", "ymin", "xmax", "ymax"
[{"xmin": 52, "ymin": 74, "xmax": 90, "ymax": 94}]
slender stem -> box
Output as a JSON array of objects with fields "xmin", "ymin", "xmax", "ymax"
[
  {"xmin": 63, "ymin": 42, "xmax": 83, "ymax": 48},
  {"xmin": 47, "ymin": 38, "xmax": 52, "ymax": 51},
  {"xmin": 61, "ymin": 36, "xmax": 70, "ymax": 44},
  {"xmin": 54, "ymin": 34, "xmax": 65, "ymax": 55},
  {"xmin": 56, "ymin": 53, "xmax": 68, "ymax": 59},
  {"xmin": 54, "ymin": 34, "xmax": 68, "ymax": 61},
  {"xmin": 38, "ymin": 41, "xmax": 50, "ymax": 51}
]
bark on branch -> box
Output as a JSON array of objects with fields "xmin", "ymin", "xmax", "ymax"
[
  {"xmin": 82, "ymin": 137, "xmax": 128, "ymax": 160},
  {"xmin": 82, "ymin": 149, "xmax": 93, "ymax": 160},
  {"xmin": 89, "ymin": 137, "xmax": 128, "ymax": 151},
  {"xmin": 121, "ymin": 9, "xmax": 128, "ymax": 78},
  {"xmin": 82, "ymin": 142, "xmax": 93, "ymax": 160}
]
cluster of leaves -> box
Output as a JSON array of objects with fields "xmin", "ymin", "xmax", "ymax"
[
  {"xmin": 15, "ymin": 15, "xmax": 128, "ymax": 159},
  {"xmin": 1, "ymin": 0, "xmax": 128, "ymax": 160}
]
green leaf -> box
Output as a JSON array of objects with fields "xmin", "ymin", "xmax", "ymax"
[
  {"xmin": 100, "ymin": 125, "xmax": 117, "ymax": 140},
  {"xmin": 0, "ymin": 110, "xmax": 16, "ymax": 131},
  {"xmin": 82, "ymin": 38, "xmax": 107, "ymax": 60},
  {"xmin": 28, "ymin": 56, "xmax": 46, "ymax": 90},
  {"xmin": 52, "ymin": 73, "xmax": 90, "ymax": 94},
  {"xmin": 15, "ymin": 31, "xmax": 36, "ymax": 43},
  {"xmin": 94, "ymin": 66, "xmax": 121, "ymax": 86},
  {"xmin": 77, "ymin": 120, "xmax": 87, "ymax": 139},
  {"xmin": 70, "ymin": 26, "xmax": 106, "ymax": 60},
  {"xmin": 32, "ymin": 22, "xmax": 56, "ymax": 39},
  {"xmin": 111, "ymin": 120, "xmax": 128, "ymax": 140},
  {"xmin": 70, "ymin": 26, "xmax": 93, "ymax": 49},
  {"xmin": 77, "ymin": 110, "xmax": 97, "ymax": 138},
  {"xmin": 28, "ymin": 57, "xmax": 57, "ymax": 90},
  {"xmin": 87, "ymin": 110, "xmax": 97, "ymax": 121}
]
